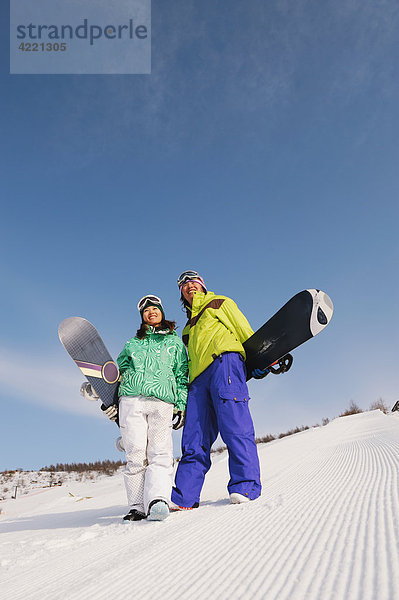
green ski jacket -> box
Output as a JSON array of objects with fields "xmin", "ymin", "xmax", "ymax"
[{"xmin": 117, "ymin": 328, "xmax": 188, "ymax": 410}]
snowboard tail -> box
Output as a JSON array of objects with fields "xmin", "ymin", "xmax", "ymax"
[
  {"xmin": 244, "ymin": 289, "xmax": 333, "ymax": 380},
  {"xmin": 58, "ymin": 317, "xmax": 120, "ymax": 407}
]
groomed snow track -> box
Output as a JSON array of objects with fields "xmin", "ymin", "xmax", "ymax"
[{"xmin": 1, "ymin": 410, "xmax": 398, "ymax": 600}]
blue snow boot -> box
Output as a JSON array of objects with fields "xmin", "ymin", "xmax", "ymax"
[{"xmin": 147, "ymin": 500, "xmax": 169, "ymax": 521}]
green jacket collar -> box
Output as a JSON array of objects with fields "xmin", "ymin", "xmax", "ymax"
[{"xmin": 145, "ymin": 326, "xmax": 175, "ymax": 336}]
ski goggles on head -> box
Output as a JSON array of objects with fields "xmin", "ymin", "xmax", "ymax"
[
  {"xmin": 177, "ymin": 270, "xmax": 207, "ymax": 291},
  {"xmin": 137, "ymin": 294, "xmax": 164, "ymax": 313}
]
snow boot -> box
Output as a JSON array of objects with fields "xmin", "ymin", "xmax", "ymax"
[
  {"xmin": 147, "ymin": 500, "xmax": 169, "ymax": 521},
  {"xmin": 229, "ymin": 493, "xmax": 250, "ymax": 504},
  {"xmin": 169, "ymin": 501, "xmax": 199, "ymax": 511},
  {"xmin": 123, "ymin": 509, "xmax": 146, "ymax": 522}
]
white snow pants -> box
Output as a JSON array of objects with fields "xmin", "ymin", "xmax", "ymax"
[{"xmin": 119, "ymin": 395, "xmax": 174, "ymax": 514}]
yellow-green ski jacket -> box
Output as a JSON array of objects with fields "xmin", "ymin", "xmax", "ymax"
[{"xmin": 182, "ymin": 291, "xmax": 254, "ymax": 383}]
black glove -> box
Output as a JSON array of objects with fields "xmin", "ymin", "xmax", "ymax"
[
  {"xmin": 172, "ymin": 410, "xmax": 185, "ymax": 430},
  {"xmin": 101, "ymin": 403, "xmax": 118, "ymax": 422},
  {"xmin": 80, "ymin": 382, "xmax": 100, "ymax": 401},
  {"xmin": 251, "ymin": 367, "xmax": 270, "ymax": 379}
]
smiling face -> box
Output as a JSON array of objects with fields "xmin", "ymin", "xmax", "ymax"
[
  {"xmin": 142, "ymin": 305, "xmax": 163, "ymax": 326},
  {"xmin": 181, "ymin": 280, "xmax": 204, "ymax": 305}
]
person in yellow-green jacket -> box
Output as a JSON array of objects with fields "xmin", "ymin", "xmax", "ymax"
[{"xmin": 171, "ymin": 270, "xmax": 267, "ymax": 510}]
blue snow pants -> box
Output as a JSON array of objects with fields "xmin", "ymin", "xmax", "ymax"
[{"xmin": 172, "ymin": 352, "xmax": 261, "ymax": 507}]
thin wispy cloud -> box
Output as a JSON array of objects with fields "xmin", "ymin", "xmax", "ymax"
[
  {"xmin": 34, "ymin": 0, "xmax": 398, "ymax": 168},
  {"xmin": 0, "ymin": 347, "xmax": 101, "ymax": 418}
]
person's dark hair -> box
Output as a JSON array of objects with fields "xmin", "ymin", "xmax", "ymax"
[
  {"xmin": 180, "ymin": 296, "xmax": 192, "ymax": 318},
  {"xmin": 136, "ymin": 319, "xmax": 176, "ymax": 339}
]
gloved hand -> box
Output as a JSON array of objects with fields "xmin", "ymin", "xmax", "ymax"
[
  {"xmin": 172, "ymin": 410, "xmax": 186, "ymax": 430},
  {"xmin": 251, "ymin": 367, "xmax": 270, "ymax": 380},
  {"xmin": 80, "ymin": 382, "xmax": 100, "ymax": 401},
  {"xmin": 101, "ymin": 403, "xmax": 118, "ymax": 422}
]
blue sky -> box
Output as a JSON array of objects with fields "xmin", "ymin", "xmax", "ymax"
[{"xmin": 1, "ymin": 0, "xmax": 398, "ymax": 471}]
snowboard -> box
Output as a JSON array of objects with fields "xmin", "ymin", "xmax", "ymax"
[
  {"xmin": 58, "ymin": 317, "xmax": 120, "ymax": 408},
  {"xmin": 244, "ymin": 289, "xmax": 333, "ymax": 380}
]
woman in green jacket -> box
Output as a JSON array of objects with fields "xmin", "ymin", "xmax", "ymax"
[{"xmin": 116, "ymin": 295, "xmax": 188, "ymax": 522}]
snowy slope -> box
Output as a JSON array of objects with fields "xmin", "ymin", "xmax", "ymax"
[{"xmin": 1, "ymin": 410, "xmax": 398, "ymax": 600}]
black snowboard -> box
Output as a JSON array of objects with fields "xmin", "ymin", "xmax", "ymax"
[
  {"xmin": 58, "ymin": 317, "xmax": 119, "ymax": 408},
  {"xmin": 244, "ymin": 289, "xmax": 333, "ymax": 380}
]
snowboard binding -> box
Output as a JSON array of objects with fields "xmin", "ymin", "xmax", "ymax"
[{"xmin": 269, "ymin": 354, "xmax": 293, "ymax": 375}]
